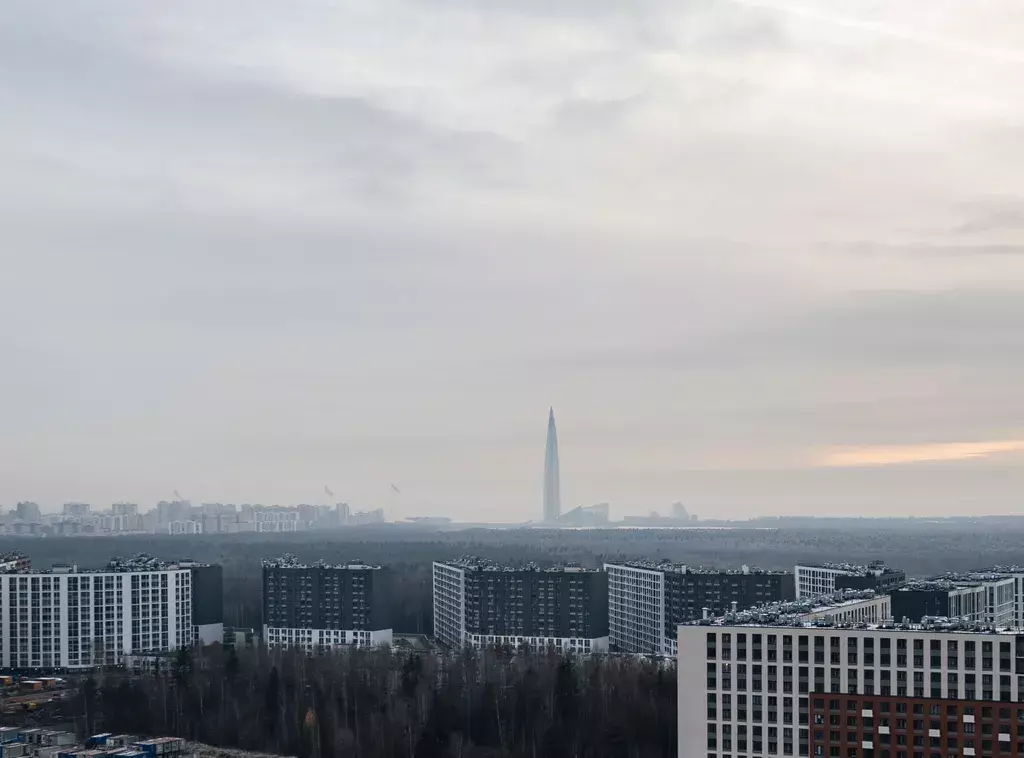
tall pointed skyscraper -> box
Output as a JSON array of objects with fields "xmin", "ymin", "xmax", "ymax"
[{"xmin": 543, "ymin": 407, "xmax": 562, "ymax": 522}]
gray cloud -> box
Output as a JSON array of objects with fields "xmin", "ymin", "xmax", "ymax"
[{"xmin": 2, "ymin": 0, "xmax": 1024, "ymax": 519}]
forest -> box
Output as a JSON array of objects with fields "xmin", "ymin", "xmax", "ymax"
[
  {"xmin": 3, "ymin": 523, "xmax": 1023, "ymax": 634},
  {"xmin": 73, "ymin": 645, "xmax": 677, "ymax": 758}
]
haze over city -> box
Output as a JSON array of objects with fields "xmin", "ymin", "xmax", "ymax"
[{"xmin": 3, "ymin": 1, "xmax": 1024, "ymax": 521}]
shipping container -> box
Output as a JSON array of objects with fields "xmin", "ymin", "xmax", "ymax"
[{"xmin": 0, "ymin": 743, "xmax": 29, "ymax": 758}]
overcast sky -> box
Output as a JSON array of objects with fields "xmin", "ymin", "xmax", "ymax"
[{"xmin": 3, "ymin": 0, "xmax": 1024, "ymax": 521}]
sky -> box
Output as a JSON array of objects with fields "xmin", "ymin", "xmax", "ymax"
[{"xmin": 3, "ymin": 0, "xmax": 1024, "ymax": 521}]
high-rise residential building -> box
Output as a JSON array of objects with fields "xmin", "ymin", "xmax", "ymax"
[
  {"xmin": 679, "ymin": 616, "xmax": 1024, "ymax": 758},
  {"xmin": 0, "ymin": 554, "xmax": 202, "ymax": 670},
  {"xmin": 891, "ymin": 571, "xmax": 1021, "ymax": 627},
  {"xmin": 794, "ymin": 562, "xmax": 906, "ymax": 599},
  {"xmin": 261, "ymin": 555, "xmax": 392, "ymax": 649},
  {"xmin": 111, "ymin": 502, "xmax": 139, "ymax": 517},
  {"xmin": 62, "ymin": 502, "xmax": 91, "ymax": 518},
  {"xmin": 543, "ymin": 407, "xmax": 561, "ymax": 522},
  {"xmin": 433, "ymin": 557, "xmax": 609, "ymax": 653},
  {"xmin": 14, "ymin": 502, "xmax": 41, "ymax": 523},
  {"xmin": 182, "ymin": 561, "xmax": 224, "ymax": 645},
  {"xmin": 606, "ymin": 562, "xmax": 796, "ymax": 656}
]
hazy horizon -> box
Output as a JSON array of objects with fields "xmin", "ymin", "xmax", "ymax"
[{"xmin": 3, "ymin": 1, "xmax": 1024, "ymax": 522}]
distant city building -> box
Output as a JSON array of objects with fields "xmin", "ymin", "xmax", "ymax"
[
  {"xmin": 348, "ymin": 508, "xmax": 385, "ymax": 526},
  {"xmin": 156, "ymin": 500, "xmax": 191, "ymax": 524},
  {"xmin": 111, "ymin": 502, "xmax": 139, "ymax": 517},
  {"xmin": 262, "ymin": 554, "xmax": 392, "ymax": 649},
  {"xmin": 14, "ymin": 502, "xmax": 41, "ymax": 523},
  {"xmin": 671, "ymin": 502, "xmax": 689, "ymax": 520},
  {"xmin": 543, "ymin": 407, "xmax": 561, "ymax": 522},
  {"xmin": 164, "ymin": 519, "xmax": 202, "ymax": 535},
  {"xmin": 433, "ymin": 557, "xmax": 609, "ymax": 653},
  {"xmin": 557, "ymin": 503, "xmax": 609, "ymax": 527},
  {"xmin": 891, "ymin": 570, "xmax": 1024, "ymax": 626},
  {"xmin": 62, "ymin": 502, "xmax": 91, "ymax": 518},
  {"xmin": 794, "ymin": 561, "xmax": 906, "ymax": 599},
  {"xmin": 402, "ymin": 516, "xmax": 453, "ymax": 527},
  {"xmin": 605, "ymin": 562, "xmax": 796, "ymax": 656}
]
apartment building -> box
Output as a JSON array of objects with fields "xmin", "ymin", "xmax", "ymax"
[
  {"xmin": 679, "ymin": 617, "xmax": 1024, "ymax": 758},
  {"xmin": 892, "ymin": 573, "xmax": 1019, "ymax": 628},
  {"xmin": 262, "ymin": 555, "xmax": 392, "ymax": 649},
  {"xmin": 0, "ymin": 554, "xmax": 198, "ymax": 669},
  {"xmin": 432, "ymin": 557, "xmax": 609, "ymax": 653},
  {"xmin": 182, "ymin": 561, "xmax": 223, "ymax": 645},
  {"xmin": 795, "ymin": 563, "xmax": 906, "ymax": 600},
  {"xmin": 606, "ymin": 562, "xmax": 795, "ymax": 656}
]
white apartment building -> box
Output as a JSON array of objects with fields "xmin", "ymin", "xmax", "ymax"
[
  {"xmin": 794, "ymin": 563, "xmax": 906, "ymax": 600},
  {"xmin": 680, "ymin": 619, "xmax": 1024, "ymax": 758},
  {"xmin": 433, "ymin": 562, "xmax": 466, "ymax": 649},
  {"xmin": 606, "ymin": 562, "xmax": 795, "ymax": 656},
  {"xmin": 606, "ymin": 563, "xmax": 667, "ymax": 655},
  {"xmin": 0, "ymin": 559, "xmax": 194, "ymax": 669}
]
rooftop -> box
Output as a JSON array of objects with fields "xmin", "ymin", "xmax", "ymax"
[
  {"xmin": 897, "ymin": 571, "xmax": 1018, "ymax": 592},
  {"xmin": 262, "ymin": 553, "xmax": 382, "ymax": 570},
  {"xmin": 688, "ymin": 618, "xmax": 1024, "ymax": 635},
  {"xmin": 439, "ymin": 556, "xmax": 600, "ymax": 573},
  {"xmin": 796, "ymin": 561, "xmax": 900, "ymax": 576},
  {"xmin": 609, "ymin": 560, "xmax": 789, "ymax": 576},
  {"xmin": 6, "ymin": 553, "xmax": 212, "ymax": 575},
  {"xmin": 700, "ymin": 589, "xmax": 885, "ymax": 626}
]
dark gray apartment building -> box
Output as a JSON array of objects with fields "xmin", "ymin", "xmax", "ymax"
[
  {"xmin": 432, "ymin": 557, "xmax": 609, "ymax": 652},
  {"xmin": 262, "ymin": 554, "xmax": 392, "ymax": 649}
]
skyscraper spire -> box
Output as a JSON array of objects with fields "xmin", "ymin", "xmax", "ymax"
[{"xmin": 543, "ymin": 407, "xmax": 561, "ymax": 522}]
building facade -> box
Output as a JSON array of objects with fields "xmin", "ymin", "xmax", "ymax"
[
  {"xmin": 432, "ymin": 558, "xmax": 609, "ymax": 653},
  {"xmin": 262, "ymin": 555, "xmax": 392, "ymax": 649},
  {"xmin": 892, "ymin": 574, "xmax": 1018, "ymax": 627},
  {"xmin": 606, "ymin": 562, "xmax": 795, "ymax": 656},
  {"xmin": 679, "ymin": 619, "xmax": 1024, "ymax": 758},
  {"xmin": 0, "ymin": 555, "xmax": 197, "ymax": 670},
  {"xmin": 184, "ymin": 562, "xmax": 224, "ymax": 645},
  {"xmin": 795, "ymin": 562, "xmax": 906, "ymax": 600}
]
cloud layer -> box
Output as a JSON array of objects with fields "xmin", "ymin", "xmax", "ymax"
[{"xmin": 2, "ymin": 0, "xmax": 1024, "ymax": 519}]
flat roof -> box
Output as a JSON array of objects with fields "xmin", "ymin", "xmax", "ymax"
[
  {"xmin": 607, "ymin": 561, "xmax": 789, "ymax": 576},
  {"xmin": 796, "ymin": 561, "xmax": 901, "ymax": 576},
  {"xmin": 438, "ymin": 556, "xmax": 600, "ymax": 573},
  {"xmin": 687, "ymin": 616, "xmax": 1023, "ymax": 635},
  {"xmin": 262, "ymin": 554, "xmax": 382, "ymax": 570}
]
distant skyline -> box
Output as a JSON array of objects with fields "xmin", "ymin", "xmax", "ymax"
[{"xmin": 3, "ymin": 1, "xmax": 1024, "ymax": 521}]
